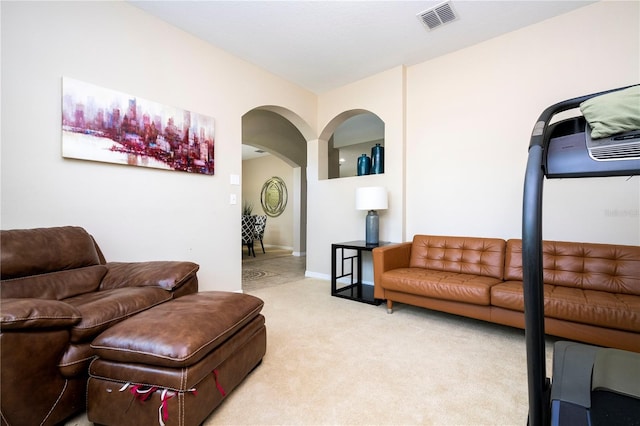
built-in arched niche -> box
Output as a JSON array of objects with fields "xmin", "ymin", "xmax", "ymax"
[{"xmin": 328, "ymin": 112, "xmax": 384, "ymax": 179}]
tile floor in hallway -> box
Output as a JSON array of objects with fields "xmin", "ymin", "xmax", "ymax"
[{"xmin": 242, "ymin": 248, "xmax": 306, "ymax": 291}]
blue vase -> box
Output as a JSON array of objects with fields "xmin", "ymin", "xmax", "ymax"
[
  {"xmin": 371, "ymin": 143, "xmax": 384, "ymax": 174},
  {"xmin": 357, "ymin": 154, "xmax": 371, "ymax": 176}
]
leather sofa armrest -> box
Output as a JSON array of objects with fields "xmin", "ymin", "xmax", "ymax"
[
  {"xmin": 372, "ymin": 242, "xmax": 412, "ymax": 299},
  {"xmin": 99, "ymin": 261, "xmax": 200, "ymax": 292},
  {"xmin": 1, "ymin": 298, "xmax": 81, "ymax": 330}
]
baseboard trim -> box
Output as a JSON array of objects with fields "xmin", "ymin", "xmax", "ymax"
[
  {"xmin": 305, "ymin": 271, "xmax": 329, "ymax": 280},
  {"xmin": 264, "ymin": 244, "xmax": 293, "ymax": 251}
]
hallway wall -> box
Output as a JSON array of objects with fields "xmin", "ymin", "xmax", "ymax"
[{"xmin": 242, "ymin": 155, "xmax": 295, "ymax": 250}]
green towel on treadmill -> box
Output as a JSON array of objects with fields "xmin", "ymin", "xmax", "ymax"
[{"xmin": 580, "ymin": 85, "xmax": 640, "ymax": 139}]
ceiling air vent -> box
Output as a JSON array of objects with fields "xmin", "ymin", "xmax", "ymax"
[{"xmin": 417, "ymin": 1, "xmax": 458, "ymax": 31}]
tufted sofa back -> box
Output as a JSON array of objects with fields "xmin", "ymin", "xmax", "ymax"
[
  {"xmin": 409, "ymin": 235, "xmax": 506, "ymax": 280},
  {"xmin": 505, "ymin": 239, "xmax": 640, "ymax": 295}
]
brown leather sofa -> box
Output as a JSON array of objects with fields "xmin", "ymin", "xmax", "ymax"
[
  {"xmin": 0, "ymin": 226, "xmax": 199, "ymax": 426},
  {"xmin": 373, "ymin": 235, "xmax": 640, "ymax": 353}
]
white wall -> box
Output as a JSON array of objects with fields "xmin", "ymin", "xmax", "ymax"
[
  {"xmin": 0, "ymin": 1, "xmax": 316, "ymax": 292},
  {"xmin": 306, "ymin": 0, "xmax": 639, "ymax": 280},
  {"xmin": 308, "ymin": 66, "xmax": 406, "ymax": 278},
  {"xmin": 2, "ymin": 1, "xmax": 638, "ymax": 289},
  {"xmin": 405, "ymin": 0, "xmax": 639, "ymax": 245},
  {"xmin": 242, "ymin": 155, "xmax": 294, "ymax": 250}
]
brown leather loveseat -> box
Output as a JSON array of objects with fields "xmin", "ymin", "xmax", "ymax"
[
  {"xmin": 0, "ymin": 226, "xmax": 199, "ymax": 426},
  {"xmin": 373, "ymin": 235, "xmax": 640, "ymax": 353}
]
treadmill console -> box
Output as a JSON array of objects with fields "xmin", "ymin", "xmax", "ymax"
[
  {"xmin": 545, "ymin": 117, "xmax": 640, "ymax": 178},
  {"xmin": 586, "ymin": 127, "xmax": 640, "ymax": 161}
]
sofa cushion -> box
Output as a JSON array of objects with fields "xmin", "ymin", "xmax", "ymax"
[
  {"xmin": 63, "ymin": 287, "xmax": 172, "ymax": 343},
  {"xmin": 0, "ymin": 265, "xmax": 107, "ymax": 300},
  {"xmin": 505, "ymin": 239, "xmax": 640, "ymax": 295},
  {"xmin": 381, "ymin": 268, "xmax": 502, "ymax": 306},
  {"xmin": 1, "ymin": 226, "xmax": 101, "ymax": 279},
  {"xmin": 491, "ymin": 281, "xmax": 640, "ymax": 333},
  {"xmin": 409, "ymin": 235, "xmax": 506, "ymax": 280},
  {"xmin": 0, "ymin": 298, "xmax": 81, "ymax": 330}
]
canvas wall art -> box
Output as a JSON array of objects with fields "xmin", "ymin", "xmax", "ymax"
[{"xmin": 62, "ymin": 77, "xmax": 215, "ymax": 175}]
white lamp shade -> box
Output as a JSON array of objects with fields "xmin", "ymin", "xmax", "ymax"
[{"xmin": 355, "ymin": 186, "xmax": 388, "ymax": 210}]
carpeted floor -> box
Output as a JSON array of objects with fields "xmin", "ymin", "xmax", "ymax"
[
  {"xmin": 65, "ymin": 269, "xmax": 558, "ymax": 426},
  {"xmin": 205, "ymin": 278, "xmax": 557, "ymax": 425}
]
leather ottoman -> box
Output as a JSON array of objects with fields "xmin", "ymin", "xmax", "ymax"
[{"xmin": 87, "ymin": 291, "xmax": 266, "ymax": 426}]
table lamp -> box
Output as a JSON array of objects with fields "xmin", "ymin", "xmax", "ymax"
[{"xmin": 355, "ymin": 186, "xmax": 388, "ymax": 245}]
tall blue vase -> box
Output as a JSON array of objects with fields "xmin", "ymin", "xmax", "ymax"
[
  {"xmin": 371, "ymin": 143, "xmax": 384, "ymax": 174},
  {"xmin": 357, "ymin": 154, "xmax": 371, "ymax": 176}
]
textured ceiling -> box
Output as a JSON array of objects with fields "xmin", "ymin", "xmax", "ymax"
[
  {"xmin": 130, "ymin": 0, "xmax": 596, "ymax": 94},
  {"xmin": 129, "ymin": 0, "xmax": 596, "ymax": 160}
]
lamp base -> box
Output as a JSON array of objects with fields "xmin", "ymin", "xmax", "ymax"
[{"xmin": 365, "ymin": 210, "xmax": 379, "ymax": 245}]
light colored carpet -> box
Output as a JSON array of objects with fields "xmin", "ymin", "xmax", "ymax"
[
  {"xmin": 66, "ymin": 278, "xmax": 556, "ymax": 425},
  {"xmin": 207, "ymin": 278, "xmax": 556, "ymax": 425}
]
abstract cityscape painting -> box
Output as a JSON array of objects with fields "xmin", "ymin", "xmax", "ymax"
[{"xmin": 62, "ymin": 77, "xmax": 215, "ymax": 175}]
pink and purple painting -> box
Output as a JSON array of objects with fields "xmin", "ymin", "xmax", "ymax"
[{"xmin": 62, "ymin": 77, "xmax": 215, "ymax": 175}]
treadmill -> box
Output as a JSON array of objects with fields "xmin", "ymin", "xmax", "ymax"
[{"xmin": 522, "ymin": 85, "xmax": 640, "ymax": 426}]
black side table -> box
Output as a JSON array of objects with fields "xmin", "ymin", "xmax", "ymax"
[{"xmin": 331, "ymin": 240, "xmax": 395, "ymax": 305}]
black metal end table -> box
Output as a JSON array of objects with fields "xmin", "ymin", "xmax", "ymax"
[{"xmin": 330, "ymin": 240, "xmax": 395, "ymax": 305}]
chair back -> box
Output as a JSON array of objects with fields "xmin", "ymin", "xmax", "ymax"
[
  {"xmin": 254, "ymin": 215, "xmax": 267, "ymax": 239},
  {"xmin": 241, "ymin": 215, "xmax": 255, "ymax": 244}
]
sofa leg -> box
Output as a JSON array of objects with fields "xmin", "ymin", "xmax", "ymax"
[{"xmin": 386, "ymin": 300, "xmax": 393, "ymax": 314}]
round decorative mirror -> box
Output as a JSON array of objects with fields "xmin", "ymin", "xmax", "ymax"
[{"xmin": 260, "ymin": 176, "xmax": 288, "ymax": 217}]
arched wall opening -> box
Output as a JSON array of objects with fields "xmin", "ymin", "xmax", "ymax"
[
  {"xmin": 318, "ymin": 109, "xmax": 385, "ymax": 180},
  {"xmin": 242, "ymin": 106, "xmax": 313, "ymax": 257},
  {"xmin": 303, "ymin": 108, "xmax": 391, "ymax": 280}
]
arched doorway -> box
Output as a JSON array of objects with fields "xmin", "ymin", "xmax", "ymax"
[{"xmin": 241, "ymin": 107, "xmax": 311, "ymax": 257}]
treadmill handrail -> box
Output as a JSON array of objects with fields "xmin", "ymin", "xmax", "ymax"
[
  {"xmin": 522, "ymin": 84, "xmax": 637, "ymax": 426},
  {"xmin": 528, "ymin": 86, "xmax": 635, "ymax": 151}
]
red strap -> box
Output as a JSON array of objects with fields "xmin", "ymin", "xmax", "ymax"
[
  {"xmin": 160, "ymin": 389, "xmax": 175, "ymax": 422},
  {"xmin": 213, "ymin": 369, "xmax": 226, "ymax": 397},
  {"xmin": 131, "ymin": 385, "xmax": 158, "ymax": 402}
]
